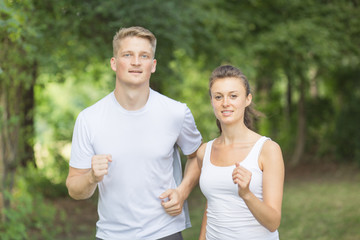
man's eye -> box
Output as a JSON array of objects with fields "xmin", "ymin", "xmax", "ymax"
[
  {"xmin": 141, "ymin": 54, "xmax": 150, "ymax": 58},
  {"xmin": 123, "ymin": 53, "xmax": 131, "ymax": 57}
]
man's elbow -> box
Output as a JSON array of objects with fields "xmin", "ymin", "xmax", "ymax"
[
  {"xmin": 66, "ymin": 179, "xmax": 84, "ymax": 200},
  {"xmin": 67, "ymin": 188, "xmax": 91, "ymax": 200}
]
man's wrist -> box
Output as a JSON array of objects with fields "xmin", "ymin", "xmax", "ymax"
[
  {"xmin": 88, "ymin": 170, "xmax": 98, "ymax": 185},
  {"xmin": 177, "ymin": 183, "xmax": 192, "ymax": 201}
]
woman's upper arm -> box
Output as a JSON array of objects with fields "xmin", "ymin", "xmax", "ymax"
[
  {"xmin": 260, "ymin": 140, "xmax": 285, "ymax": 214},
  {"xmin": 196, "ymin": 143, "xmax": 207, "ymax": 169}
]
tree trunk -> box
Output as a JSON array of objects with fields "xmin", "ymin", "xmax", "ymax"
[
  {"xmin": 0, "ymin": 39, "xmax": 37, "ymax": 223},
  {"xmin": 0, "ymin": 73, "xmax": 21, "ymax": 222},
  {"xmin": 284, "ymin": 70, "xmax": 293, "ymax": 120},
  {"xmin": 21, "ymin": 62, "xmax": 37, "ymax": 167},
  {"xmin": 290, "ymin": 74, "xmax": 306, "ymax": 166}
]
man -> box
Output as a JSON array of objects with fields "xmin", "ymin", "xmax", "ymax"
[{"xmin": 66, "ymin": 26, "xmax": 202, "ymax": 240}]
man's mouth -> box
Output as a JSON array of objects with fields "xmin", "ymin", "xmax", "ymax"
[{"xmin": 129, "ymin": 70, "xmax": 142, "ymax": 73}]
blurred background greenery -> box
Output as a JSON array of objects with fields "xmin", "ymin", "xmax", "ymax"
[{"xmin": 1, "ymin": 0, "xmax": 360, "ymax": 239}]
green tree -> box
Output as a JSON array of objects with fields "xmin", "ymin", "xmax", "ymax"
[
  {"xmin": 1, "ymin": 0, "xmax": 360, "ymax": 227},
  {"xmin": 0, "ymin": 0, "xmax": 234, "ymax": 223},
  {"xmin": 1, "ymin": 0, "xmax": 38, "ymax": 221},
  {"xmin": 223, "ymin": 0, "xmax": 360, "ymax": 165},
  {"xmin": 0, "ymin": 0, "xmax": 92, "ymax": 221}
]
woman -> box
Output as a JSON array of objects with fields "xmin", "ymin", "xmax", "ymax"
[{"xmin": 197, "ymin": 65, "xmax": 285, "ymax": 240}]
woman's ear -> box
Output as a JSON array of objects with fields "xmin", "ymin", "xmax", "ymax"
[{"xmin": 246, "ymin": 93, "xmax": 253, "ymax": 107}]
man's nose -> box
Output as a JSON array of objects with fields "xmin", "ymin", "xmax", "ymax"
[{"xmin": 131, "ymin": 56, "xmax": 140, "ymax": 65}]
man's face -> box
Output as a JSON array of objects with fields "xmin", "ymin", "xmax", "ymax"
[{"xmin": 111, "ymin": 36, "xmax": 156, "ymax": 88}]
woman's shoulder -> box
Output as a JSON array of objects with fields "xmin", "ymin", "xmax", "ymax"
[
  {"xmin": 259, "ymin": 138, "xmax": 283, "ymax": 170},
  {"xmin": 262, "ymin": 138, "xmax": 281, "ymax": 154},
  {"xmin": 196, "ymin": 139, "xmax": 217, "ymax": 167},
  {"xmin": 196, "ymin": 142, "xmax": 207, "ymax": 168},
  {"xmin": 197, "ymin": 142, "xmax": 207, "ymax": 158}
]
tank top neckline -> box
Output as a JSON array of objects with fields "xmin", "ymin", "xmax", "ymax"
[{"xmin": 208, "ymin": 136, "xmax": 267, "ymax": 168}]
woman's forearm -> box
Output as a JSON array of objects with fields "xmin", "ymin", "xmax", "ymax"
[
  {"xmin": 242, "ymin": 192, "xmax": 281, "ymax": 232},
  {"xmin": 199, "ymin": 203, "xmax": 207, "ymax": 240}
]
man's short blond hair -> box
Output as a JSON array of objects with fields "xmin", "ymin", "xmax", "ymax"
[{"xmin": 112, "ymin": 26, "xmax": 157, "ymax": 58}]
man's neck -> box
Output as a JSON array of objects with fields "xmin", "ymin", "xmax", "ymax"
[{"xmin": 114, "ymin": 83, "xmax": 150, "ymax": 111}]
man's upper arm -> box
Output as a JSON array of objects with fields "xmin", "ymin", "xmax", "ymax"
[
  {"xmin": 70, "ymin": 111, "xmax": 94, "ymax": 169},
  {"xmin": 177, "ymin": 106, "xmax": 202, "ymax": 155}
]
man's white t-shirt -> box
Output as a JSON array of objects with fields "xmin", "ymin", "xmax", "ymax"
[{"xmin": 70, "ymin": 89, "xmax": 202, "ymax": 240}]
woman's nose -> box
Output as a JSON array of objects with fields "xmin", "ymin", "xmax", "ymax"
[{"xmin": 222, "ymin": 97, "xmax": 230, "ymax": 107}]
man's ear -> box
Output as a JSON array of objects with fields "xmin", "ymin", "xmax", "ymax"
[
  {"xmin": 151, "ymin": 59, "xmax": 157, "ymax": 73},
  {"xmin": 110, "ymin": 57, "xmax": 116, "ymax": 71}
]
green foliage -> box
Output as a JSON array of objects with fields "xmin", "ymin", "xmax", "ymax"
[
  {"xmin": 25, "ymin": 164, "xmax": 68, "ymax": 199},
  {"xmin": 35, "ymin": 65, "xmax": 114, "ymax": 184},
  {"xmin": 2, "ymin": 0, "xmax": 360, "ymax": 235},
  {"xmin": 166, "ymin": 50, "xmax": 219, "ymax": 142},
  {"xmin": 182, "ymin": 186, "xmax": 206, "ymax": 239},
  {"xmin": 0, "ymin": 166, "xmax": 64, "ymax": 240},
  {"xmin": 1, "ymin": 191, "xmax": 28, "ymax": 240},
  {"xmin": 332, "ymin": 97, "xmax": 360, "ymax": 165},
  {"xmin": 1, "ymin": 0, "xmax": 359, "ymax": 238},
  {"xmin": 27, "ymin": 0, "xmax": 360, "ymax": 170}
]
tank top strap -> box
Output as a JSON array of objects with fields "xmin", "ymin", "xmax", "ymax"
[
  {"xmin": 245, "ymin": 136, "xmax": 271, "ymax": 167},
  {"xmin": 202, "ymin": 139, "xmax": 215, "ymax": 168}
]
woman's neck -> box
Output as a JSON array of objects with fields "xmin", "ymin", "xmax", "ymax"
[{"xmin": 219, "ymin": 123, "xmax": 256, "ymax": 145}]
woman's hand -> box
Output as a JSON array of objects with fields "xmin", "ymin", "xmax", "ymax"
[{"xmin": 232, "ymin": 163, "xmax": 252, "ymax": 199}]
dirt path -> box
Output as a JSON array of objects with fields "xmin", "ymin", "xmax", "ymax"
[{"xmin": 53, "ymin": 196, "xmax": 98, "ymax": 240}]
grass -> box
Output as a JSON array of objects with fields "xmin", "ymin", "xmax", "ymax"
[
  {"xmin": 279, "ymin": 180, "xmax": 360, "ymax": 240},
  {"xmin": 183, "ymin": 169, "xmax": 360, "ymax": 240}
]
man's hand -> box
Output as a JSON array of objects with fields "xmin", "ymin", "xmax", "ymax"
[
  {"xmin": 91, "ymin": 154, "xmax": 112, "ymax": 183},
  {"xmin": 159, "ymin": 189, "xmax": 185, "ymax": 216}
]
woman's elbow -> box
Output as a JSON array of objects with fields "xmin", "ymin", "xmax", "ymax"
[
  {"xmin": 267, "ymin": 216, "xmax": 281, "ymax": 232},
  {"xmin": 260, "ymin": 210, "xmax": 281, "ymax": 232}
]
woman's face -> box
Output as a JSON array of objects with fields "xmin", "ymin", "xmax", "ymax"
[{"xmin": 210, "ymin": 77, "xmax": 252, "ymax": 126}]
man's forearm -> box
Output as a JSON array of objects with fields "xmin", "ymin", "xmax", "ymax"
[{"xmin": 66, "ymin": 169, "xmax": 98, "ymax": 200}]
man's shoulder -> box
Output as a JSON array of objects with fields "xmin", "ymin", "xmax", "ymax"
[
  {"xmin": 82, "ymin": 92, "xmax": 113, "ymax": 114},
  {"xmin": 76, "ymin": 92, "xmax": 113, "ymax": 125},
  {"xmin": 151, "ymin": 89, "xmax": 187, "ymax": 111}
]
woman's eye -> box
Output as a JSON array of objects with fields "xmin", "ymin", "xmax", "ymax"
[
  {"xmin": 230, "ymin": 94, "xmax": 238, "ymax": 99},
  {"xmin": 214, "ymin": 96, "xmax": 222, "ymax": 100}
]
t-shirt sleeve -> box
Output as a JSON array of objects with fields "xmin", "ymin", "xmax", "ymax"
[
  {"xmin": 176, "ymin": 105, "xmax": 202, "ymax": 155},
  {"xmin": 69, "ymin": 111, "xmax": 95, "ymax": 169}
]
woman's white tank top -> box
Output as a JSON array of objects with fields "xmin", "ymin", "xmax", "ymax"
[{"xmin": 199, "ymin": 136, "xmax": 279, "ymax": 240}]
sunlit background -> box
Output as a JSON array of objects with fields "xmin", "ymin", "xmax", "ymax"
[{"xmin": 1, "ymin": 0, "xmax": 359, "ymax": 239}]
